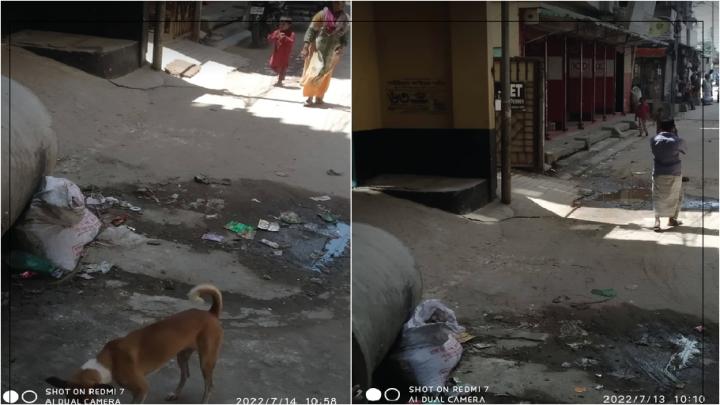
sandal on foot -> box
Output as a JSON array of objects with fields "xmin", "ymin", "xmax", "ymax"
[{"xmin": 668, "ymin": 218, "xmax": 683, "ymax": 226}]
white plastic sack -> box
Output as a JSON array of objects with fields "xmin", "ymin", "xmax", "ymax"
[
  {"xmin": 390, "ymin": 300, "xmax": 465, "ymax": 389},
  {"xmin": 15, "ymin": 177, "xmax": 101, "ymax": 270}
]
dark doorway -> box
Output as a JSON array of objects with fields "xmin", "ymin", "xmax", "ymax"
[{"xmin": 615, "ymin": 51, "xmax": 624, "ymax": 112}]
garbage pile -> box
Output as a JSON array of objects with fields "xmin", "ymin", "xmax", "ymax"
[
  {"xmin": 387, "ymin": 299, "xmax": 466, "ymax": 390},
  {"xmin": 10, "ymin": 176, "xmax": 101, "ymax": 278}
]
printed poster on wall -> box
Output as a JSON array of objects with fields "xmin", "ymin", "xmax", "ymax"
[{"xmin": 385, "ymin": 79, "xmax": 448, "ymax": 113}]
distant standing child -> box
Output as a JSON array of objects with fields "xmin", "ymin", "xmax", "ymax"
[
  {"xmin": 635, "ymin": 97, "xmax": 650, "ymax": 137},
  {"xmin": 268, "ymin": 17, "xmax": 295, "ymax": 87}
]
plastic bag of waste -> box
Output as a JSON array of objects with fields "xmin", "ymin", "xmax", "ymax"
[
  {"xmin": 389, "ymin": 300, "xmax": 465, "ymax": 390},
  {"xmin": 14, "ymin": 177, "xmax": 101, "ymax": 270}
]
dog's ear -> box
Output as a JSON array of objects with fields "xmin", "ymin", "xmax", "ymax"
[
  {"xmin": 46, "ymin": 377, "xmax": 68, "ymax": 388},
  {"xmin": 93, "ymin": 384, "xmax": 114, "ymax": 390}
]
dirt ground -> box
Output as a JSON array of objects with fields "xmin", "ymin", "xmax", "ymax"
[
  {"xmin": 2, "ymin": 23, "xmax": 350, "ymax": 404},
  {"xmin": 354, "ymin": 106, "xmax": 718, "ymax": 403}
]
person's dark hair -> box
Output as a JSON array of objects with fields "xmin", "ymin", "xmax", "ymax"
[{"xmin": 659, "ymin": 119, "xmax": 675, "ymax": 132}]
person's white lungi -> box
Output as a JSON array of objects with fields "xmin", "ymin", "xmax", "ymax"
[{"xmin": 653, "ymin": 175, "xmax": 683, "ymax": 217}]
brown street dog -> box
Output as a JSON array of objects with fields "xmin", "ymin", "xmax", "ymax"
[{"xmin": 46, "ymin": 284, "xmax": 224, "ymax": 403}]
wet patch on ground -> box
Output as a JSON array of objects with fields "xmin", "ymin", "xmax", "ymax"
[
  {"xmin": 449, "ymin": 304, "xmax": 717, "ymax": 404},
  {"xmin": 79, "ymin": 178, "xmax": 349, "ymax": 288}
]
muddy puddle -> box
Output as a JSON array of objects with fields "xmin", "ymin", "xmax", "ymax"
[
  {"xmin": 586, "ymin": 188, "xmax": 719, "ymax": 212},
  {"xmin": 77, "ymin": 178, "xmax": 350, "ymax": 285}
]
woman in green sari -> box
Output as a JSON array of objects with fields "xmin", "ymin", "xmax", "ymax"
[{"xmin": 300, "ymin": 1, "xmax": 350, "ymax": 107}]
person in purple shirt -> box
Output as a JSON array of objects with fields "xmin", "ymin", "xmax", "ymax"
[{"xmin": 650, "ymin": 119, "xmax": 686, "ymax": 231}]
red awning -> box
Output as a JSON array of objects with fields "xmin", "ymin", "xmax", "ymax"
[{"xmin": 636, "ymin": 48, "xmax": 667, "ymax": 58}]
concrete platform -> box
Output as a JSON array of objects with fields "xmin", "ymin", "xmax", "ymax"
[
  {"xmin": 364, "ymin": 174, "xmax": 490, "ymax": 214},
  {"xmin": 10, "ymin": 30, "xmax": 139, "ymax": 78}
]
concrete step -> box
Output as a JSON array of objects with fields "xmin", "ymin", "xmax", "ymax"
[
  {"xmin": 10, "ymin": 30, "xmax": 139, "ymax": 78},
  {"xmin": 573, "ymin": 129, "xmax": 613, "ymax": 149},
  {"xmin": 364, "ymin": 174, "xmax": 490, "ymax": 214}
]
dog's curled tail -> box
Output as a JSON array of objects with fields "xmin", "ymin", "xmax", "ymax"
[{"xmin": 188, "ymin": 284, "xmax": 223, "ymax": 317}]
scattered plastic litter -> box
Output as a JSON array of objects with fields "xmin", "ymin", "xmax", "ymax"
[
  {"xmin": 78, "ymin": 273, "xmax": 94, "ymax": 280},
  {"xmin": 83, "ymin": 261, "xmax": 113, "ymax": 274},
  {"xmin": 473, "ymin": 343, "xmax": 495, "ymax": 350},
  {"xmin": 574, "ymin": 386, "xmax": 588, "ymax": 393},
  {"xmin": 667, "ymin": 335, "xmax": 700, "ymax": 371},
  {"xmin": 111, "ymin": 214, "xmax": 128, "ymax": 226},
  {"xmin": 279, "ymin": 211, "xmax": 302, "ymax": 224},
  {"xmin": 694, "ymin": 325, "xmax": 704, "ymax": 333},
  {"xmin": 195, "ymin": 175, "xmax": 231, "ymax": 186},
  {"xmin": 251, "ymin": 198, "xmax": 262, "ymax": 203},
  {"xmin": 260, "ymin": 239, "xmax": 280, "ymax": 249},
  {"xmin": 594, "ymin": 385, "xmax": 604, "ymax": 390},
  {"xmin": 97, "ymin": 225, "xmax": 148, "ymax": 247},
  {"xmin": 205, "ymin": 214, "xmax": 218, "ymax": 219},
  {"xmin": 561, "ymin": 362, "xmax": 572, "ymax": 368},
  {"xmin": 326, "ymin": 169, "xmax": 342, "ymax": 176},
  {"xmin": 129, "ymin": 206, "xmax": 142, "ymax": 213},
  {"xmin": 456, "ymin": 332, "xmax": 475, "ymax": 344},
  {"xmin": 559, "ymin": 320, "xmax": 589, "ymax": 338},
  {"xmin": 194, "ymin": 174, "xmax": 210, "ymax": 184},
  {"xmin": 201, "ymin": 232, "xmax": 225, "ymax": 243},
  {"xmin": 274, "ymin": 171, "xmax": 289, "ymax": 177},
  {"xmin": 591, "ymin": 288, "xmax": 617, "ymax": 298},
  {"xmin": 576, "ymin": 357, "xmax": 599, "ymax": 368},
  {"xmin": 258, "ymin": 219, "xmax": 280, "ymax": 232},
  {"xmin": 311, "ymin": 222, "xmax": 349, "ymax": 272},
  {"xmin": 310, "ymin": 195, "xmax": 331, "ymax": 202},
  {"xmin": 224, "ymin": 221, "xmax": 255, "ymax": 239},
  {"xmin": 317, "ymin": 211, "xmax": 337, "ymax": 223},
  {"xmin": 272, "ymin": 250, "xmax": 283, "ymax": 256},
  {"xmin": 8, "ymin": 251, "xmax": 64, "ymax": 279},
  {"xmin": 20, "ymin": 271, "xmax": 38, "ymax": 279}
]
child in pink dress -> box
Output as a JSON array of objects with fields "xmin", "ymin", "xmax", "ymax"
[{"xmin": 267, "ymin": 17, "xmax": 295, "ymax": 87}]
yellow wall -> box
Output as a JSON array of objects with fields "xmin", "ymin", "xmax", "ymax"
[
  {"xmin": 450, "ymin": 2, "xmax": 495, "ymax": 129},
  {"xmin": 486, "ymin": 2, "xmax": 529, "ymax": 58},
  {"xmin": 352, "ymin": 1, "xmax": 495, "ymax": 131},
  {"xmin": 351, "ymin": 3, "xmax": 382, "ymax": 131}
]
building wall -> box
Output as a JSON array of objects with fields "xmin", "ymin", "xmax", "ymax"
[
  {"xmin": 351, "ymin": 3, "xmax": 382, "ymax": 132},
  {"xmin": 352, "ymin": 1, "xmax": 497, "ymax": 201}
]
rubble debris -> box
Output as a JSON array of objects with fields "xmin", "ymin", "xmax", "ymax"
[
  {"xmin": 279, "ymin": 211, "xmax": 302, "ymax": 224},
  {"xmin": 326, "ymin": 169, "xmax": 343, "ymax": 176},
  {"xmin": 272, "ymin": 250, "xmax": 283, "ymax": 256},
  {"xmin": 456, "ymin": 332, "xmax": 476, "ymax": 344},
  {"xmin": 224, "ymin": 221, "xmax": 255, "ymax": 240},
  {"xmin": 260, "ymin": 239, "xmax": 280, "ymax": 249},
  {"xmin": 274, "ymin": 171, "xmax": 289, "ymax": 177},
  {"xmin": 78, "ymin": 273, "xmax": 95, "ymax": 280},
  {"xmin": 83, "ymin": 261, "xmax": 113, "ymax": 274},
  {"xmin": 561, "ymin": 362, "xmax": 572, "ymax": 368},
  {"xmin": 473, "ymin": 343, "xmax": 494, "ymax": 350},
  {"xmin": 257, "ymin": 219, "xmax": 280, "ymax": 232},
  {"xmin": 201, "ymin": 232, "xmax": 225, "ymax": 243},
  {"xmin": 194, "ymin": 174, "xmax": 210, "ymax": 184},
  {"xmin": 591, "ymin": 288, "xmax": 617, "ymax": 298},
  {"xmin": 310, "ymin": 195, "xmax": 332, "ymax": 202}
]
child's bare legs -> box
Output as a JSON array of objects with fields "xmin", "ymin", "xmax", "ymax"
[{"xmin": 275, "ymin": 67, "xmax": 287, "ymax": 86}]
